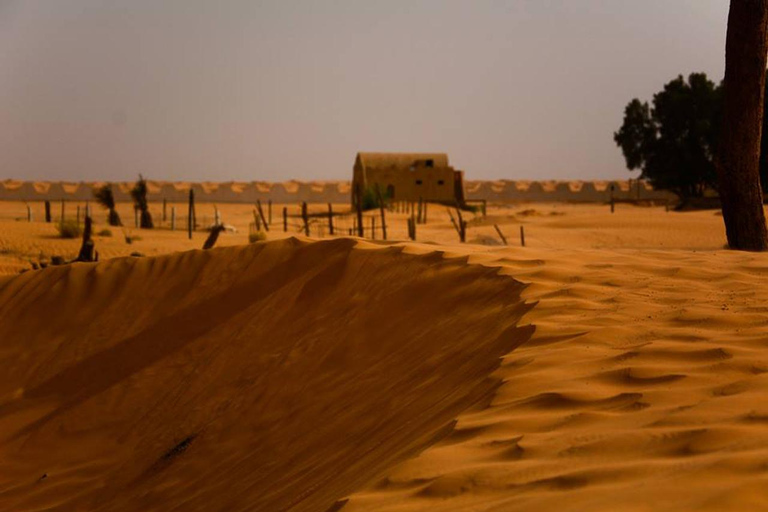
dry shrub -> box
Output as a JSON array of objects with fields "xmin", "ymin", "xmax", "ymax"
[
  {"xmin": 56, "ymin": 220, "xmax": 82, "ymax": 239},
  {"xmin": 249, "ymin": 231, "xmax": 267, "ymax": 243}
]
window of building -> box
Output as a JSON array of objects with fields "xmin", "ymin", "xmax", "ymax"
[
  {"xmin": 437, "ymin": 180, "xmax": 444, "ymax": 185},
  {"xmin": 425, "ymin": 159, "xmax": 434, "ymax": 168},
  {"xmin": 415, "ymin": 180, "xmax": 423, "ymax": 185}
]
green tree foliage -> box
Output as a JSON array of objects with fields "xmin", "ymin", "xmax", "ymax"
[
  {"xmin": 361, "ymin": 186, "xmax": 390, "ymax": 210},
  {"xmin": 614, "ymin": 73, "xmax": 722, "ymax": 201},
  {"xmin": 616, "ymin": 73, "xmax": 768, "ymax": 202}
]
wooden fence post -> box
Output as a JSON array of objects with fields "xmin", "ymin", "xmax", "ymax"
[
  {"xmin": 191, "ymin": 190, "xmax": 197, "ymax": 230},
  {"xmin": 520, "ymin": 226, "xmax": 526, "ymax": 247},
  {"xmin": 610, "ymin": 184, "xmax": 615, "ymax": 213},
  {"xmin": 455, "ymin": 205, "xmax": 466, "ymax": 243},
  {"xmin": 171, "ymin": 206, "xmax": 176, "ymax": 231},
  {"xmin": 45, "ymin": 200, "xmax": 51, "ymax": 223},
  {"xmin": 26, "ymin": 204, "xmax": 32, "ymax": 222},
  {"xmin": 163, "ymin": 198, "xmax": 167, "ymax": 222},
  {"xmin": 257, "ymin": 200, "xmax": 269, "ymax": 231},
  {"xmin": 447, "ymin": 208, "xmax": 460, "ymax": 237},
  {"xmin": 283, "ymin": 207, "xmax": 288, "ymax": 232},
  {"xmin": 355, "ymin": 183, "xmax": 364, "ymax": 237},
  {"xmin": 268, "ymin": 200, "xmax": 273, "ymax": 224},
  {"xmin": 493, "ymin": 224, "xmax": 508, "ymax": 245},
  {"xmin": 301, "ymin": 202, "xmax": 309, "ymax": 236},
  {"xmin": 375, "ymin": 184, "xmax": 387, "ymax": 240},
  {"xmin": 328, "ymin": 203, "xmax": 334, "ymax": 235},
  {"xmin": 417, "ymin": 197, "xmax": 423, "ymax": 224},
  {"xmin": 188, "ymin": 189, "xmax": 194, "ymax": 239},
  {"xmin": 253, "ymin": 209, "xmax": 261, "ymax": 231}
]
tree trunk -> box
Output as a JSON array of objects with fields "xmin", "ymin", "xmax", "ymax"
[{"xmin": 716, "ymin": 0, "xmax": 768, "ymax": 250}]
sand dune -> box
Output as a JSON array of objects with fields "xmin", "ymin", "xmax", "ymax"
[
  {"xmin": 344, "ymin": 244, "xmax": 768, "ymax": 511},
  {"xmin": 0, "ymin": 238, "xmax": 532, "ymax": 512},
  {"xmin": 2, "ymin": 201, "xmax": 768, "ymax": 510}
]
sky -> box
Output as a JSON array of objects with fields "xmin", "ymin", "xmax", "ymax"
[{"xmin": 0, "ymin": 0, "xmax": 730, "ymax": 182}]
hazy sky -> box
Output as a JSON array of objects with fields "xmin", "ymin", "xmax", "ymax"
[{"xmin": 1, "ymin": 1, "xmax": 729, "ymax": 182}]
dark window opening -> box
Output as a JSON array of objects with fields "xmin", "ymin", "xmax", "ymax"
[
  {"xmin": 437, "ymin": 180, "xmax": 445, "ymax": 185},
  {"xmin": 425, "ymin": 159, "xmax": 434, "ymax": 168},
  {"xmin": 415, "ymin": 180, "xmax": 423, "ymax": 185}
]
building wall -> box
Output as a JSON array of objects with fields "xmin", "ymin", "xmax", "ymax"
[
  {"xmin": 360, "ymin": 165, "xmax": 459, "ymax": 203},
  {"xmin": 0, "ymin": 179, "xmax": 676, "ymax": 204}
]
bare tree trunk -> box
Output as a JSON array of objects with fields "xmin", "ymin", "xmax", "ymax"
[
  {"xmin": 75, "ymin": 216, "xmax": 96, "ymax": 262},
  {"xmin": 202, "ymin": 225, "xmax": 225, "ymax": 250},
  {"xmin": 716, "ymin": 0, "xmax": 768, "ymax": 250}
]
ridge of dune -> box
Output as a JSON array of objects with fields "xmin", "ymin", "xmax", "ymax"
[{"xmin": 0, "ymin": 238, "xmax": 533, "ymax": 512}]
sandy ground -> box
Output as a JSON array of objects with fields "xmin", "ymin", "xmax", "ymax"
[
  {"xmin": 0, "ymin": 200, "xmax": 727, "ymax": 274},
  {"xmin": 2, "ymin": 200, "xmax": 768, "ymax": 510}
]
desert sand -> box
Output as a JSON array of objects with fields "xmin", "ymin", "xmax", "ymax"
[{"xmin": 1, "ymin": 200, "xmax": 768, "ymax": 511}]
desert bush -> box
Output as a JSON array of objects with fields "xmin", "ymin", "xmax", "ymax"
[
  {"xmin": 97, "ymin": 228, "xmax": 113, "ymax": 237},
  {"xmin": 56, "ymin": 220, "xmax": 82, "ymax": 239},
  {"xmin": 249, "ymin": 231, "xmax": 267, "ymax": 243},
  {"xmin": 361, "ymin": 186, "xmax": 390, "ymax": 210}
]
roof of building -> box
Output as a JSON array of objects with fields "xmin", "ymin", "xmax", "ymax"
[{"xmin": 356, "ymin": 152, "xmax": 449, "ymax": 171}]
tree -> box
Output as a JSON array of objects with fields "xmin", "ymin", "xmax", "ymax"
[
  {"xmin": 761, "ymin": 77, "xmax": 768, "ymax": 192},
  {"xmin": 130, "ymin": 175, "xmax": 154, "ymax": 229},
  {"xmin": 715, "ymin": 0, "xmax": 768, "ymax": 251},
  {"xmin": 614, "ymin": 73, "xmax": 721, "ymax": 202},
  {"xmin": 93, "ymin": 183, "xmax": 122, "ymax": 227}
]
